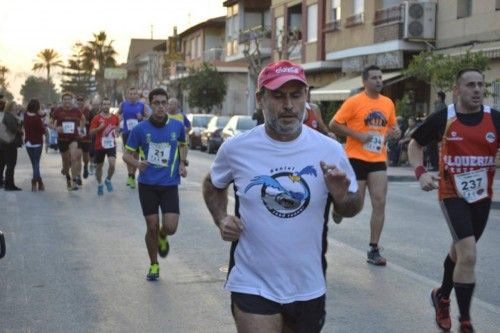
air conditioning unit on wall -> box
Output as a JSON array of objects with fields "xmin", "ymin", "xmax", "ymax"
[{"xmin": 403, "ymin": 1, "xmax": 437, "ymax": 40}]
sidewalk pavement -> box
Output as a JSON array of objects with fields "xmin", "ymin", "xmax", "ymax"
[{"xmin": 388, "ymin": 165, "xmax": 500, "ymax": 208}]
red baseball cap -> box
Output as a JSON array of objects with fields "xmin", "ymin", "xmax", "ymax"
[{"xmin": 257, "ymin": 60, "xmax": 308, "ymax": 90}]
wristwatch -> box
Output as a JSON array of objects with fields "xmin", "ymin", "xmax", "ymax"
[{"xmin": 181, "ymin": 159, "xmax": 189, "ymax": 166}]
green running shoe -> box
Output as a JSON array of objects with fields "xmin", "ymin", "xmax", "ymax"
[
  {"xmin": 127, "ymin": 176, "xmax": 136, "ymax": 189},
  {"xmin": 158, "ymin": 235, "xmax": 170, "ymax": 258},
  {"xmin": 146, "ymin": 263, "xmax": 160, "ymax": 281}
]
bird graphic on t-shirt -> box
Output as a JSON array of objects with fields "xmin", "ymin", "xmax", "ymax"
[{"xmin": 244, "ymin": 166, "xmax": 316, "ymax": 210}]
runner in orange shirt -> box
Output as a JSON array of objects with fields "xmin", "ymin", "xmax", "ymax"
[{"xmin": 329, "ymin": 65, "xmax": 401, "ymax": 266}]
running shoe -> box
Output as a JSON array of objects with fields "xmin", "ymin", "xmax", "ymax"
[
  {"xmin": 83, "ymin": 167, "xmax": 89, "ymax": 179},
  {"xmin": 127, "ymin": 176, "xmax": 136, "ymax": 189},
  {"xmin": 146, "ymin": 263, "xmax": 160, "ymax": 281},
  {"xmin": 333, "ymin": 212, "xmax": 343, "ymax": 224},
  {"xmin": 66, "ymin": 178, "xmax": 73, "ymax": 191},
  {"xmin": 367, "ymin": 247, "xmax": 387, "ymax": 266},
  {"xmin": 430, "ymin": 288, "xmax": 451, "ymax": 331},
  {"xmin": 158, "ymin": 234, "xmax": 170, "ymax": 258},
  {"xmin": 97, "ymin": 184, "xmax": 104, "ymax": 196},
  {"xmin": 75, "ymin": 176, "xmax": 83, "ymax": 186},
  {"xmin": 104, "ymin": 178, "xmax": 113, "ymax": 192},
  {"xmin": 88, "ymin": 163, "xmax": 95, "ymax": 176},
  {"xmin": 459, "ymin": 320, "xmax": 474, "ymax": 333}
]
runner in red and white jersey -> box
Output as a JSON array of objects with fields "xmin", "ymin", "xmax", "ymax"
[
  {"xmin": 89, "ymin": 97, "xmax": 119, "ymax": 196},
  {"xmin": 408, "ymin": 69, "xmax": 500, "ymax": 333}
]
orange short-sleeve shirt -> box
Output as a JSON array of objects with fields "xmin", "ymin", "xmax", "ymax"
[{"xmin": 333, "ymin": 92, "xmax": 396, "ymax": 162}]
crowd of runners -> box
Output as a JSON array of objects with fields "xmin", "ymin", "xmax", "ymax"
[{"xmin": 1, "ymin": 61, "xmax": 498, "ymax": 333}]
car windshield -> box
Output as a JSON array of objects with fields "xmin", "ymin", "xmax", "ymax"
[
  {"xmin": 192, "ymin": 116, "xmax": 211, "ymax": 127},
  {"xmin": 237, "ymin": 117, "xmax": 257, "ymax": 130},
  {"xmin": 216, "ymin": 116, "xmax": 230, "ymax": 127}
]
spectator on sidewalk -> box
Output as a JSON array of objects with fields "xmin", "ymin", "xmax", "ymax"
[
  {"xmin": 24, "ymin": 99, "xmax": 46, "ymax": 191},
  {"xmin": 1, "ymin": 101, "xmax": 24, "ymax": 190},
  {"xmin": 388, "ymin": 115, "xmax": 405, "ymax": 166},
  {"xmin": 397, "ymin": 116, "xmax": 418, "ymax": 165},
  {"xmin": 424, "ymin": 91, "xmax": 447, "ymax": 171}
]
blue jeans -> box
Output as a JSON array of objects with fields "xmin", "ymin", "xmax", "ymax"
[{"xmin": 26, "ymin": 146, "xmax": 43, "ymax": 179}]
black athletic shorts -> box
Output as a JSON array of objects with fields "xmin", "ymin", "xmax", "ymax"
[
  {"xmin": 231, "ymin": 292, "xmax": 325, "ymax": 333},
  {"xmin": 57, "ymin": 139, "xmax": 81, "ymax": 153},
  {"xmin": 440, "ymin": 197, "xmax": 491, "ymax": 241},
  {"xmin": 79, "ymin": 141, "xmax": 91, "ymax": 153},
  {"xmin": 349, "ymin": 158, "xmax": 387, "ymax": 181},
  {"xmin": 89, "ymin": 138, "xmax": 96, "ymax": 157},
  {"xmin": 94, "ymin": 148, "xmax": 117, "ymax": 164},
  {"xmin": 138, "ymin": 183, "xmax": 180, "ymax": 216}
]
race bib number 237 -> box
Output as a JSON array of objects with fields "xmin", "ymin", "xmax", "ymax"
[{"xmin": 454, "ymin": 169, "xmax": 488, "ymax": 203}]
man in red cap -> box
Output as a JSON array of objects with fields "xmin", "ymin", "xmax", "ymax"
[{"xmin": 202, "ymin": 60, "xmax": 362, "ymax": 332}]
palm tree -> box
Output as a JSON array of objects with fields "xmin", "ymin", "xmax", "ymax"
[
  {"xmin": 81, "ymin": 31, "xmax": 118, "ymax": 96},
  {"xmin": 0, "ymin": 65, "xmax": 9, "ymax": 89},
  {"xmin": 32, "ymin": 48, "xmax": 64, "ymax": 82}
]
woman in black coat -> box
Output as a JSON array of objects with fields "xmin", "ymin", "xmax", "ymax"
[{"xmin": 0, "ymin": 101, "xmax": 24, "ymax": 190}]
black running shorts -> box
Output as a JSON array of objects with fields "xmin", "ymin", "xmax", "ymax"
[
  {"xmin": 79, "ymin": 141, "xmax": 91, "ymax": 153},
  {"xmin": 57, "ymin": 139, "xmax": 80, "ymax": 153},
  {"xmin": 231, "ymin": 292, "xmax": 325, "ymax": 333},
  {"xmin": 440, "ymin": 197, "xmax": 491, "ymax": 241},
  {"xmin": 138, "ymin": 183, "xmax": 180, "ymax": 216},
  {"xmin": 349, "ymin": 158, "xmax": 387, "ymax": 181},
  {"xmin": 94, "ymin": 148, "xmax": 117, "ymax": 164}
]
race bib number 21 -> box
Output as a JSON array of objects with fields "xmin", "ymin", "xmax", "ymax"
[{"xmin": 147, "ymin": 142, "xmax": 171, "ymax": 167}]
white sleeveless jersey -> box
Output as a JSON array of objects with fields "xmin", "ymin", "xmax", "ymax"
[{"xmin": 210, "ymin": 125, "xmax": 358, "ymax": 303}]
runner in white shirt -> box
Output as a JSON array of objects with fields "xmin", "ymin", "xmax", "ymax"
[{"xmin": 202, "ymin": 60, "xmax": 362, "ymax": 333}]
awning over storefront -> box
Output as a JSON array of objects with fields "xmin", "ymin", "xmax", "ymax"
[{"xmin": 310, "ymin": 71, "xmax": 402, "ymax": 101}]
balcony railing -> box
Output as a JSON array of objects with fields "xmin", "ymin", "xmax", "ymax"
[
  {"xmin": 238, "ymin": 25, "xmax": 271, "ymax": 44},
  {"xmin": 203, "ymin": 48, "xmax": 224, "ymax": 62},
  {"xmin": 373, "ymin": 5, "xmax": 403, "ymax": 25},
  {"xmin": 324, "ymin": 20, "xmax": 341, "ymax": 32},
  {"xmin": 345, "ymin": 12, "xmax": 364, "ymax": 28}
]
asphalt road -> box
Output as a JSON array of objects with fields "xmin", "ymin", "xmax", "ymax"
[{"xmin": 1, "ymin": 146, "xmax": 499, "ymax": 333}]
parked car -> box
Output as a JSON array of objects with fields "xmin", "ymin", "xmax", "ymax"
[
  {"xmin": 186, "ymin": 113, "xmax": 214, "ymax": 149},
  {"xmin": 201, "ymin": 115, "xmax": 231, "ymax": 154},
  {"xmin": 221, "ymin": 115, "xmax": 257, "ymax": 141}
]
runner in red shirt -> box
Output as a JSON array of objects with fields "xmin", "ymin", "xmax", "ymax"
[
  {"xmin": 89, "ymin": 97, "xmax": 120, "ymax": 196},
  {"xmin": 409, "ymin": 69, "xmax": 500, "ymax": 333},
  {"xmin": 76, "ymin": 96, "xmax": 92, "ymax": 180},
  {"xmin": 49, "ymin": 92, "xmax": 85, "ymax": 191}
]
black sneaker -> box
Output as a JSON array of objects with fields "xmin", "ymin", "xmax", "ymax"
[
  {"xmin": 367, "ymin": 247, "xmax": 387, "ymax": 266},
  {"xmin": 83, "ymin": 167, "xmax": 89, "ymax": 179},
  {"xmin": 75, "ymin": 176, "xmax": 82, "ymax": 186},
  {"xmin": 333, "ymin": 212, "xmax": 343, "ymax": 224},
  {"xmin": 5, "ymin": 185, "xmax": 22, "ymax": 191}
]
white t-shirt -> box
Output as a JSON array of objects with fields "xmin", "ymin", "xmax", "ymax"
[{"xmin": 210, "ymin": 125, "xmax": 357, "ymax": 303}]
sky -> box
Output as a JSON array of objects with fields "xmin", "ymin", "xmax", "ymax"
[{"xmin": 0, "ymin": 0, "xmax": 227, "ymax": 102}]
